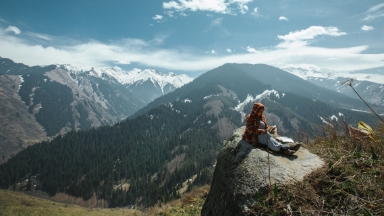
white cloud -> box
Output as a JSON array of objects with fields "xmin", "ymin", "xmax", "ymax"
[
  {"xmin": 163, "ymin": 0, "xmax": 253, "ymax": 15},
  {"xmin": 0, "ymin": 19, "xmax": 6, "ymax": 22},
  {"xmin": 231, "ymin": 0, "xmax": 251, "ymax": 14},
  {"xmin": 165, "ymin": 11, "xmax": 175, "ymax": 17},
  {"xmin": 163, "ymin": 0, "xmax": 227, "ymax": 13},
  {"xmin": 363, "ymin": 13, "xmax": 384, "ymax": 21},
  {"xmin": 0, "ymin": 25, "xmax": 384, "ymax": 82},
  {"xmin": 279, "ymin": 16, "xmax": 288, "ymax": 21},
  {"xmin": 361, "ymin": 25, "xmax": 374, "ymax": 31},
  {"xmin": 277, "ymin": 26, "xmax": 346, "ymax": 48},
  {"xmin": 152, "ymin": 15, "xmax": 167, "ymax": 23},
  {"xmin": 153, "ymin": 15, "xmax": 163, "ymax": 20},
  {"xmin": 5, "ymin": 26, "xmax": 21, "ymax": 35},
  {"xmin": 226, "ymin": 48, "xmax": 232, "ymax": 53},
  {"xmin": 25, "ymin": 32, "xmax": 54, "ymax": 41},
  {"xmin": 211, "ymin": 50, "xmax": 217, "ymax": 54},
  {"xmin": 366, "ymin": 3, "xmax": 384, "ymax": 13},
  {"xmin": 252, "ymin": 7, "xmax": 260, "ymax": 17},
  {"xmin": 246, "ymin": 46, "xmax": 258, "ymax": 53},
  {"xmin": 278, "ymin": 26, "xmax": 346, "ymax": 41},
  {"xmin": 239, "ymin": 4, "xmax": 248, "ymax": 14},
  {"xmin": 363, "ymin": 3, "xmax": 384, "ymax": 21},
  {"xmin": 211, "ymin": 17, "xmax": 223, "ymax": 26}
]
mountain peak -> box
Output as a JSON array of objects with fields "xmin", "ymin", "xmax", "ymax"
[
  {"xmin": 59, "ymin": 64, "xmax": 193, "ymax": 93},
  {"xmin": 279, "ymin": 65, "xmax": 337, "ymax": 80},
  {"xmin": 278, "ymin": 65, "xmax": 384, "ymax": 84}
]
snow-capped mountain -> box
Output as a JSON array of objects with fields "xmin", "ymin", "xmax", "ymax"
[
  {"xmin": 0, "ymin": 55, "xmax": 193, "ymax": 136},
  {"xmin": 280, "ymin": 65, "xmax": 384, "ymax": 84},
  {"xmin": 61, "ymin": 65, "xmax": 193, "ymax": 92},
  {"xmin": 0, "ymin": 56, "xmax": 194, "ymax": 162},
  {"xmin": 280, "ymin": 66, "xmax": 384, "ymax": 106},
  {"xmin": 60, "ymin": 65, "xmax": 193, "ymax": 104}
]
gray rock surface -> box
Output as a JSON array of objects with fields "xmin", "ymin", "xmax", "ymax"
[{"xmin": 201, "ymin": 126, "xmax": 324, "ymax": 216}]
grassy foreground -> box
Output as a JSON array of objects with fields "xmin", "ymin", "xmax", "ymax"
[{"xmin": 0, "ymin": 189, "xmax": 142, "ymax": 216}]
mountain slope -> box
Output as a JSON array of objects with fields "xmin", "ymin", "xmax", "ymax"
[
  {"xmin": 0, "ymin": 57, "xmax": 192, "ymax": 163},
  {"xmin": 281, "ymin": 66, "xmax": 384, "ymax": 107},
  {"xmin": 306, "ymin": 77, "xmax": 384, "ymax": 107},
  {"xmin": 62, "ymin": 65, "xmax": 193, "ymax": 104},
  {"xmin": 0, "ymin": 75, "xmax": 47, "ymax": 164},
  {"xmin": 0, "ymin": 63, "xmax": 378, "ymax": 208}
]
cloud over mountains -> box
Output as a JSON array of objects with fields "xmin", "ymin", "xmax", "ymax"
[
  {"xmin": 0, "ymin": 1, "xmax": 383, "ymax": 78},
  {"xmin": 1, "ymin": 24, "xmax": 383, "ymax": 75}
]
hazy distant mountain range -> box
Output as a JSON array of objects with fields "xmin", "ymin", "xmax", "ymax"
[{"xmin": 281, "ymin": 66, "xmax": 384, "ymax": 106}]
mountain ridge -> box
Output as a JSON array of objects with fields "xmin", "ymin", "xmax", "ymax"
[
  {"xmin": 281, "ymin": 66, "xmax": 384, "ymax": 107},
  {"xmin": 0, "ymin": 57, "xmax": 193, "ymax": 163}
]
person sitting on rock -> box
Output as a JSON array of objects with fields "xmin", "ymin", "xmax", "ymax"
[{"xmin": 242, "ymin": 102, "xmax": 300, "ymax": 155}]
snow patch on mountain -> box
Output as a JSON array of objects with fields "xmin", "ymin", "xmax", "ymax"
[
  {"xmin": 330, "ymin": 115, "xmax": 338, "ymax": 121},
  {"xmin": 350, "ymin": 109, "xmax": 370, "ymax": 113},
  {"xmin": 280, "ymin": 64, "xmax": 336, "ymax": 80},
  {"xmin": 234, "ymin": 89, "xmax": 280, "ymax": 120},
  {"xmin": 18, "ymin": 75, "xmax": 24, "ymax": 92},
  {"xmin": 319, "ymin": 116, "xmax": 332, "ymax": 126},
  {"xmin": 279, "ymin": 64, "xmax": 384, "ymax": 84},
  {"xmin": 59, "ymin": 65, "xmax": 193, "ymax": 93},
  {"xmin": 203, "ymin": 94, "xmax": 220, "ymax": 100}
]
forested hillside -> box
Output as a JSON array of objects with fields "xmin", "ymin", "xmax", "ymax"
[
  {"xmin": 0, "ymin": 64, "xmax": 377, "ymax": 207},
  {"xmin": 0, "ymin": 57, "xmax": 193, "ymax": 163}
]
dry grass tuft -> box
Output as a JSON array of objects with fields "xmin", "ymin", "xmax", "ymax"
[
  {"xmin": 146, "ymin": 185, "xmax": 210, "ymax": 216},
  {"xmin": 252, "ymin": 120, "xmax": 384, "ymax": 215}
]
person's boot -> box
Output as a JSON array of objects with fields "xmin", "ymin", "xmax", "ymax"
[
  {"xmin": 283, "ymin": 148, "xmax": 295, "ymax": 155},
  {"xmin": 285, "ymin": 142, "xmax": 301, "ymax": 151}
]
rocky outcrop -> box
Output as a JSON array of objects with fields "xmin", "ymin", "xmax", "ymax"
[{"xmin": 202, "ymin": 127, "xmax": 324, "ymax": 216}]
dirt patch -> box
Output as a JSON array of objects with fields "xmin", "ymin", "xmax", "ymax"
[
  {"xmin": 204, "ymin": 100, "xmax": 223, "ymax": 117},
  {"xmin": 218, "ymin": 85, "xmax": 238, "ymax": 99},
  {"xmin": 167, "ymin": 154, "xmax": 186, "ymax": 176},
  {"xmin": 264, "ymin": 112, "xmax": 288, "ymax": 134},
  {"xmin": 212, "ymin": 118, "xmax": 237, "ymax": 140},
  {"xmin": 177, "ymin": 175, "xmax": 197, "ymax": 196}
]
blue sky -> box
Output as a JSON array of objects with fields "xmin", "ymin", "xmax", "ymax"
[{"xmin": 0, "ymin": 0, "xmax": 383, "ymax": 77}]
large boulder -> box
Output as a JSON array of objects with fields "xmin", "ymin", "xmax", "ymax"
[{"xmin": 202, "ymin": 127, "xmax": 324, "ymax": 216}]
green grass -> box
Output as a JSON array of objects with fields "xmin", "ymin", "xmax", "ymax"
[{"xmin": 0, "ymin": 189, "xmax": 143, "ymax": 216}]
